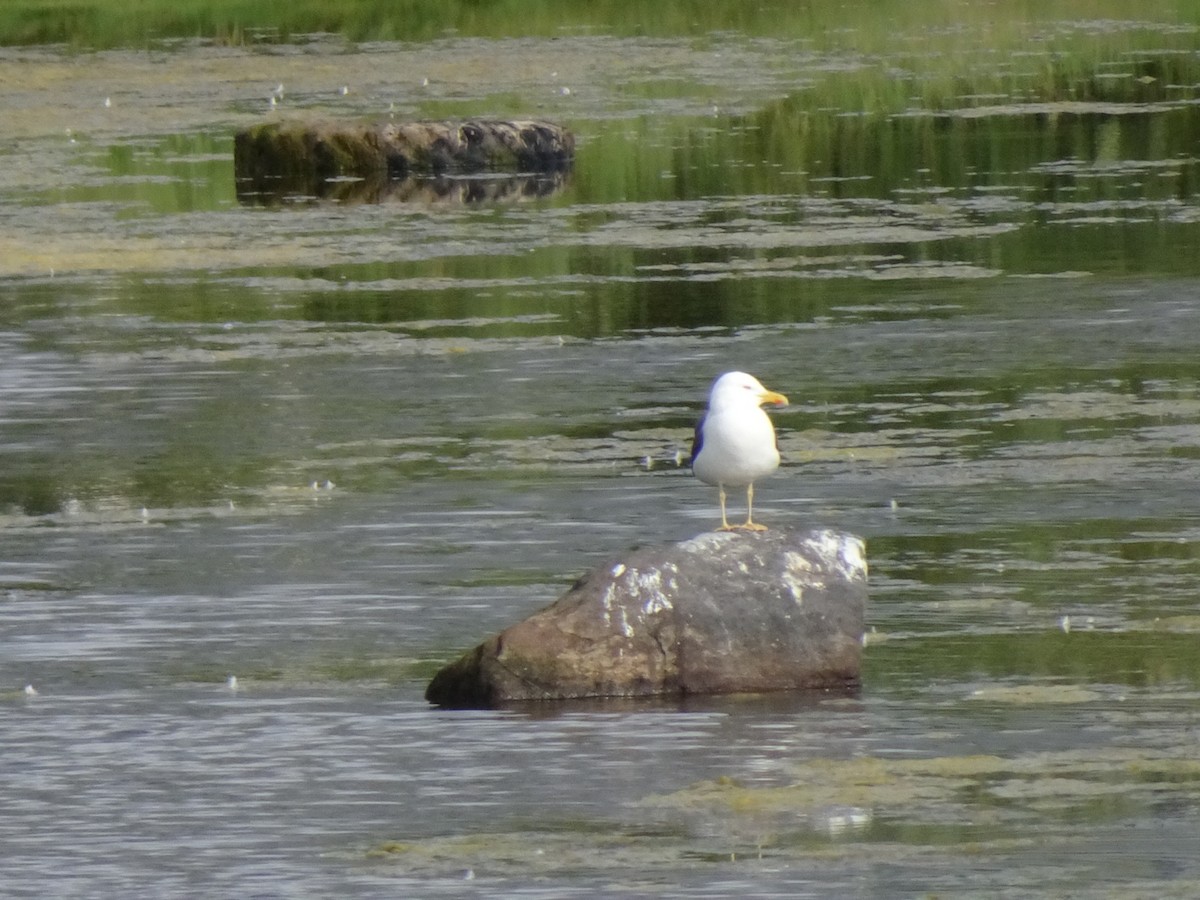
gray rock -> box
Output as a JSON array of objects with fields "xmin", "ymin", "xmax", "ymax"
[{"xmin": 425, "ymin": 528, "xmax": 867, "ymax": 708}]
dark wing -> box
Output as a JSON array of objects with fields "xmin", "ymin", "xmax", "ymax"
[{"xmin": 690, "ymin": 413, "xmax": 705, "ymax": 468}]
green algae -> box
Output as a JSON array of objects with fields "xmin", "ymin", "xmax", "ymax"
[
  {"xmin": 645, "ymin": 747, "xmax": 1200, "ymax": 823},
  {"xmin": 357, "ymin": 748, "xmax": 1200, "ymax": 883},
  {"xmin": 966, "ymin": 684, "xmax": 1105, "ymax": 704},
  {"xmin": 357, "ymin": 742, "xmax": 1200, "ymax": 883}
]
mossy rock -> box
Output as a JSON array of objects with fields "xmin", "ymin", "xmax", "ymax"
[{"xmin": 234, "ymin": 118, "xmax": 575, "ymax": 191}]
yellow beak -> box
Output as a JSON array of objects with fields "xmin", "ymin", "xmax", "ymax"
[{"xmin": 759, "ymin": 389, "xmax": 788, "ymax": 408}]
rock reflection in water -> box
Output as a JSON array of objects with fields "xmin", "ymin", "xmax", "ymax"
[{"xmin": 236, "ymin": 170, "xmax": 571, "ymax": 207}]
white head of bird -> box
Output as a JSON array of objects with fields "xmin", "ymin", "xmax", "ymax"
[{"xmin": 691, "ymin": 371, "xmax": 788, "ymax": 532}]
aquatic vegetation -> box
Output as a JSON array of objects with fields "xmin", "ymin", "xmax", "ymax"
[
  {"xmin": 0, "ymin": 0, "xmax": 1194, "ymax": 54},
  {"xmin": 359, "ymin": 744, "xmax": 1200, "ymax": 879}
]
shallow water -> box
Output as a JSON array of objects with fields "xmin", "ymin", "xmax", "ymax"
[{"xmin": 4, "ymin": 16, "xmax": 1200, "ymax": 899}]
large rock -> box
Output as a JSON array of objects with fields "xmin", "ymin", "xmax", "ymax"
[{"xmin": 425, "ymin": 528, "xmax": 867, "ymax": 708}]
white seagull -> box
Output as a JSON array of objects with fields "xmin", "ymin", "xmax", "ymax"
[{"xmin": 691, "ymin": 371, "xmax": 789, "ymax": 531}]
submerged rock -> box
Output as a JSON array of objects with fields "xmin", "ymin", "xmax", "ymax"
[
  {"xmin": 233, "ymin": 118, "xmax": 574, "ymax": 191},
  {"xmin": 425, "ymin": 528, "xmax": 867, "ymax": 708}
]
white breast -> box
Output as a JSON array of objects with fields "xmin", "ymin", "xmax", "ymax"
[{"xmin": 692, "ymin": 406, "xmax": 779, "ymax": 487}]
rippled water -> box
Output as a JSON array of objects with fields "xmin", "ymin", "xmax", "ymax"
[{"xmin": 4, "ymin": 20, "xmax": 1200, "ymax": 899}]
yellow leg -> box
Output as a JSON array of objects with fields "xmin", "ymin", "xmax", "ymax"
[
  {"xmin": 742, "ymin": 482, "xmax": 767, "ymax": 531},
  {"xmin": 717, "ymin": 484, "xmax": 736, "ymax": 531}
]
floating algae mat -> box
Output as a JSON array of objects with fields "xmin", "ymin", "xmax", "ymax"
[{"xmin": 363, "ymin": 745, "xmax": 1200, "ymax": 879}]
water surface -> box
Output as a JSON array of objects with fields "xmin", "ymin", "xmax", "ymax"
[{"xmin": 3, "ymin": 9, "xmax": 1200, "ymax": 898}]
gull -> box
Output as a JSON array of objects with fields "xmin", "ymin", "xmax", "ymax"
[{"xmin": 691, "ymin": 371, "xmax": 788, "ymax": 531}]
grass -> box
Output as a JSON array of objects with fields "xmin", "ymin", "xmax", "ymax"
[
  {"xmin": 4, "ymin": 0, "xmax": 1195, "ymax": 125},
  {"xmin": 2, "ymin": 0, "xmax": 1197, "ymax": 58}
]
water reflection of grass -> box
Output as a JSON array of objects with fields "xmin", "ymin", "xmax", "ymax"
[{"xmin": 868, "ymin": 630, "xmax": 1200, "ymax": 688}]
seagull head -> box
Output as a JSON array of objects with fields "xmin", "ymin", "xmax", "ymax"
[{"xmin": 708, "ymin": 371, "xmax": 788, "ymax": 412}]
